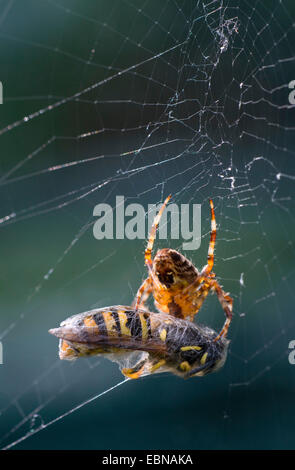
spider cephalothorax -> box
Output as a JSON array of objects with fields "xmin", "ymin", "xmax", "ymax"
[{"xmin": 133, "ymin": 196, "xmax": 233, "ymax": 341}]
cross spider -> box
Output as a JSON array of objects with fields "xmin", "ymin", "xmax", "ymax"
[{"xmin": 133, "ymin": 195, "xmax": 233, "ymax": 341}]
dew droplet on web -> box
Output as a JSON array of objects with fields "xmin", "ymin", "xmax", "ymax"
[
  {"xmin": 239, "ymin": 273, "xmax": 245, "ymax": 286},
  {"xmin": 44, "ymin": 268, "xmax": 54, "ymax": 280},
  {"xmin": 29, "ymin": 414, "xmax": 44, "ymax": 432}
]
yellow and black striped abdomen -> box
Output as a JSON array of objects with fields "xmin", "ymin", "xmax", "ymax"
[
  {"xmin": 89, "ymin": 307, "xmax": 152, "ymax": 341},
  {"xmin": 49, "ymin": 306, "xmax": 158, "ymax": 360}
]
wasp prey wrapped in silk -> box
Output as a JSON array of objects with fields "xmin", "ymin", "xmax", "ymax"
[{"xmin": 49, "ymin": 306, "xmax": 229, "ymax": 379}]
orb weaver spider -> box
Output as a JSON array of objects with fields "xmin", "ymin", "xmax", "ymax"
[{"xmin": 133, "ymin": 195, "xmax": 233, "ymax": 341}]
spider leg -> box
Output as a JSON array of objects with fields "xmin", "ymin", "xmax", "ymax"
[
  {"xmin": 145, "ymin": 194, "xmax": 171, "ymax": 288},
  {"xmin": 173, "ymin": 275, "xmax": 209, "ymax": 319},
  {"xmin": 208, "ymin": 278, "xmax": 233, "ymax": 341},
  {"xmin": 201, "ymin": 199, "xmax": 217, "ymax": 276},
  {"xmin": 176, "ymin": 274, "xmax": 233, "ymax": 338},
  {"xmin": 133, "ymin": 277, "xmax": 152, "ymax": 310},
  {"xmin": 134, "ymin": 196, "xmax": 171, "ymax": 311},
  {"xmin": 145, "ymin": 194, "xmax": 171, "ymax": 267}
]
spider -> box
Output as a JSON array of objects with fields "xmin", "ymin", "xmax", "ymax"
[{"xmin": 133, "ymin": 195, "xmax": 233, "ymax": 341}]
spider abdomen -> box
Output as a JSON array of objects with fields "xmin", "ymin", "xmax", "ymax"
[{"xmin": 154, "ymin": 248, "xmax": 198, "ymax": 287}]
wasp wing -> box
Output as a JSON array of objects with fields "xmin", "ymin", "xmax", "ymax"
[{"xmin": 49, "ymin": 324, "xmax": 167, "ymax": 355}]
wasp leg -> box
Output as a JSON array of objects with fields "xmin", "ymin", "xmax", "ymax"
[
  {"xmin": 121, "ymin": 359, "xmax": 147, "ymax": 379},
  {"xmin": 122, "ymin": 357, "xmax": 167, "ymax": 378},
  {"xmin": 150, "ymin": 359, "xmax": 166, "ymax": 373}
]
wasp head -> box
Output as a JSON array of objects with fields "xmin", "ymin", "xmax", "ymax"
[{"xmin": 175, "ymin": 327, "xmax": 229, "ymax": 378}]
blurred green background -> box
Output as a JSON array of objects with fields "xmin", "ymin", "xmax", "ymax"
[{"xmin": 0, "ymin": 0, "xmax": 295, "ymax": 450}]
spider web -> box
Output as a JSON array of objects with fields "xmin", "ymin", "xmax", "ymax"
[{"xmin": 0, "ymin": 0, "xmax": 295, "ymax": 450}]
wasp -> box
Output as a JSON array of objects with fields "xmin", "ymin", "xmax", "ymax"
[{"xmin": 49, "ymin": 306, "xmax": 229, "ymax": 379}]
